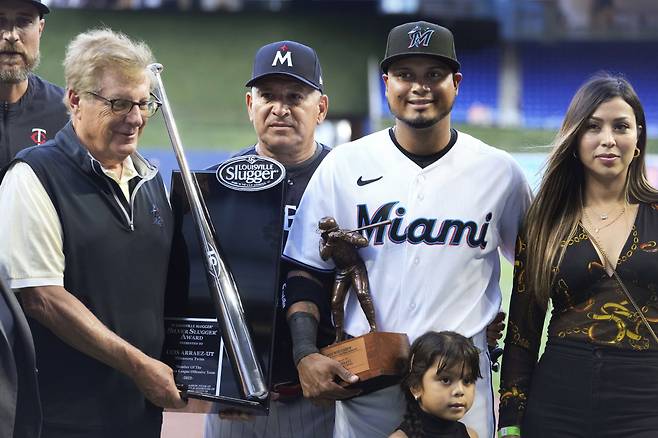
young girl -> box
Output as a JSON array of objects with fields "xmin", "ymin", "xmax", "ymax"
[{"xmin": 390, "ymin": 331, "xmax": 481, "ymax": 438}]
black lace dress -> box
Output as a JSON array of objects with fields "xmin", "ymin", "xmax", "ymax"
[{"xmin": 499, "ymin": 202, "xmax": 658, "ymax": 428}]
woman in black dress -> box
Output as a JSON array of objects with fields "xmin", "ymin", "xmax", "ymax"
[{"xmin": 499, "ymin": 73, "xmax": 658, "ymax": 438}]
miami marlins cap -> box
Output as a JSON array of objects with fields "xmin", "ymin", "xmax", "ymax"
[
  {"xmin": 380, "ymin": 21, "xmax": 460, "ymax": 73},
  {"xmin": 18, "ymin": 0, "xmax": 50, "ymax": 15},
  {"xmin": 246, "ymin": 40, "xmax": 323, "ymax": 92}
]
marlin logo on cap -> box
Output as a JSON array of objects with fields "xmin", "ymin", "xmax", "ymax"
[
  {"xmin": 408, "ymin": 25, "xmax": 435, "ymax": 49},
  {"xmin": 272, "ymin": 44, "xmax": 293, "ymax": 67}
]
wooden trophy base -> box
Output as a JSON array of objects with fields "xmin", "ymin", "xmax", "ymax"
[{"xmin": 320, "ymin": 332, "xmax": 410, "ymax": 397}]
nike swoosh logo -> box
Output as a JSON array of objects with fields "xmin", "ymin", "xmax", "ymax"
[{"xmin": 357, "ymin": 176, "xmax": 383, "ymax": 186}]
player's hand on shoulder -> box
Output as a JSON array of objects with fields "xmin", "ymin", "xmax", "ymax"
[
  {"xmin": 297, "ymin": 352, "xmax": 361, "ymax": 400},
  {"xmin": 487, "ymin": 311, "xmax": 506, "ymax": 347}
]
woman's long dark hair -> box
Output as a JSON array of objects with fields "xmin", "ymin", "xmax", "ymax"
[
  {"xmin": 398, "ymin": 331, "xmax": 481, "ymax": 437},
  {"xmin": 523, "ymin": 72, "xmax": 658, "ymax": 306}
]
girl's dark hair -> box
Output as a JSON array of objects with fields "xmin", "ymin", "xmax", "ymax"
[{"xmin": 398, "ymin": 331, "xmax": 481, "ymax": 437}]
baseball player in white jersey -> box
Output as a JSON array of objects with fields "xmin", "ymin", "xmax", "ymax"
[{"xmin": 282, "ymin": 21, "xmax": 531, "ymax": 438}]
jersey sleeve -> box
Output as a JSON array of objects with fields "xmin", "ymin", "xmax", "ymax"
[
  {"xmin": 498, "ymin": 234, "xmax": 548, "ymax": 428},
  {"xmin": 498, "ymin": 158, "xmax": 532, "ymax": 262},
  {"xmin": 283, "ymin": 156, "xmax": 336, "ymax": 273},
  {"xmin": 0, "ymin": 162, "xmax": 65, "ymax": 288}
]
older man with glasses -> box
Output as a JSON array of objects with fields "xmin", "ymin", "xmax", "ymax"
[
  {"xmin": 0, "ymin": 0, "xmax": 68, "ymax": 168},
  {"xmin": 0, "ymin": 28, "xmax": 186, "ymax": 438}
]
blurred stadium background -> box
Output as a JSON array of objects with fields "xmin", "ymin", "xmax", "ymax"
[{"xmin": 35, "ymin": 1, "xmax": 658, "ymax": 435}]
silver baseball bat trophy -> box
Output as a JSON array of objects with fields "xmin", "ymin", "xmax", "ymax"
[{"xmin": 149, "ymin": 63, "xmax": 268, "ymax": 401}]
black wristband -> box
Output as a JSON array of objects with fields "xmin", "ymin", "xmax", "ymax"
[
  {"xmin": 283, "ymin": 274, "xmax": 330, "ymax": 316},
  {"xmin": 288, "ymin": 311, "xmax": 320, "ymax": 365}
]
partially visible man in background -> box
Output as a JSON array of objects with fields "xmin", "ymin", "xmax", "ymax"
[
  {"xmin": 0, "ymin": 276, "xmax": 40, "ymax": 438},
  {"xmin": 0, "ymin": 0, "xmax": 68, "ymax": 168},
  {"xmin": 204, "ymin": 40, "xmax": 335, "ymax": 438},
  {"xmin": 0, "ymin": 28, "xmax": 186, "ymax": 438}
]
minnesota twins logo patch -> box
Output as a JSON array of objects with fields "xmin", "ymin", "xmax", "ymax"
[{"xmin": 31, "ymin": 128, "xmax": 47, "ymax": 145}]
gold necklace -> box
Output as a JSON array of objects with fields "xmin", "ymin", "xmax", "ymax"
[
  {"xmin": 590, "ymin": 207, "xmax": 613, "ymax": 221},
  {"xmin": 582, "ymin": 204, "xmax": 626, "ymax": 233},
  {"xmin": 594, "ymin": 210, "xmax": 609, "ymax": 221}
]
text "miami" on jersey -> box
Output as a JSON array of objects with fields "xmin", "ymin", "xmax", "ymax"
[{"xmin": 357, "ymin": 201, "xmax": 491, "ymax": 248}]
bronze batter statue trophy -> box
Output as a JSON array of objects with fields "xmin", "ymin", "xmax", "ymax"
[{"xmin": 318, "ymin": 217, "xmax": 410, "ymax": 396}]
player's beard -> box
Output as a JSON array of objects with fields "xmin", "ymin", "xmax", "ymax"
[
  {"xmin": 388, "ymin": 100, "xmax": 455, "ymax": 129},
  {"xmin": 0, "ymin": 48, "xmax": 40, "ymax": 84}
]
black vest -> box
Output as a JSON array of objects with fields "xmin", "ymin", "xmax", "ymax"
[
  {"xmin": 0, "ymin": 74, "xmax": 69, "ymax": 168},
  {"xmin": 6, "ymin": 123, "xmax": 173, "ymax": 431}
]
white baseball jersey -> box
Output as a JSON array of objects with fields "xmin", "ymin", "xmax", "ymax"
[{"xmin": 283, "ymin": 128, "xmax": 531, "ymax": 343}]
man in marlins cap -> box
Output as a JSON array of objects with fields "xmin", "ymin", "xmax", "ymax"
[
  {"xmin": 204, "ymin": 40, "xmax": 335, "ymax": 438},
  {"xmin": 282, "ymin": 21, "xmax": 531, "ymax": 437},
  {"xmin": 0, "ymin": 0, "xmax": 68, "ymax": 167}
]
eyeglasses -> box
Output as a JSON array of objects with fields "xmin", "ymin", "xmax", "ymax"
[{"xmin": 85, "ymin": 91, "xmax": 161, "ymax": 118}]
